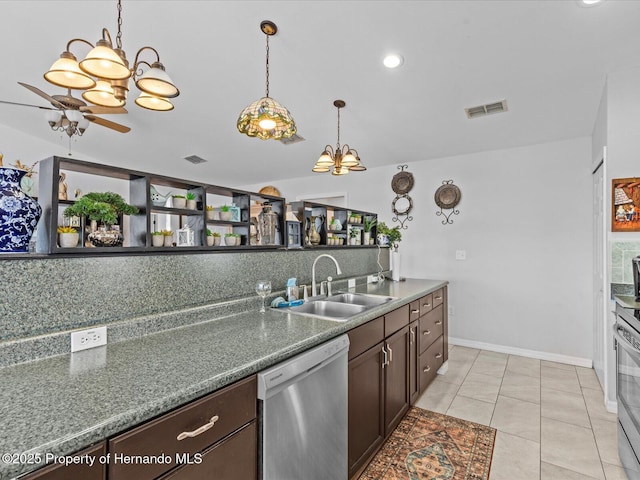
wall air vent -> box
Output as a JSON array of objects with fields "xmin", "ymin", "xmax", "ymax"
[
  {"xmin": 183, "ymin": 155, "xmax": 208, "ymax": 164},
  {"xmin": 279, "ymin": 134, "xmax": 305, "ymax": 145},
  {"xmin": 465, "ymin": 100, "xmax": 508, "ymax": 119}
]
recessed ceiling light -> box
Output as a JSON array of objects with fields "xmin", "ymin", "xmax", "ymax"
[
  {"xmin": 383, "ymin": 54, "xmax": 404, "ymax": 69},
  {"xmin": 577, "ymin": 0, "xmax": 605, "ymax": 7}
]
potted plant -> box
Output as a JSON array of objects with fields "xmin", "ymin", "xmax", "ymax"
[
  {"xmin": 57, "ymin": 226, "xmax": 79, "ymax": 248},
  {"xmin": 224, "ymin": 232, "xmax": 241, "ymax": 246},
  {"xmin": 363, "ymin": 216, "xmax": 377, "ymax": 245},
  {"xmin": 349, "ymin": 228, "xmax": 360, "ymax": 245},
  {"xmin": 205, "ymin": 205, "xmax": 215, "ymax": 220},
  {"xmin": 205, "ymin": 229, "xmax": 217, "ymax": 246},
  {"xmin": 63, "ymin": 192, "xmax": 139, "ymax": 247},
  {"xmin": 151, "ymin": 230, "xmax": 164, "ymax": 247},
  {"xmin": 211, "ymin": 231, "xmax": 221, "ymax": 246},
  {"xmin": 185, "ymin": 192, "xmax": 197, "ymax": 210},
  {"xmin": 377, "ymin": 222, "xmax": 402, "ymax": 247},
  {"xmin": 172, "ymin": 194, "xmax": 186, "ymax": 209},
  {"xmin": 162, "ymin": 229, "xmax": 174, "ymax": 247},
  {"xmin": 219, "ymin": 204, "xmax": 232, "ymax": 221}
]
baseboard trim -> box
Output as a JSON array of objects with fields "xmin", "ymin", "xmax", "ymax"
[{"xmin": 449, "ymin": 337, "xmax": 593, "ymax": 368}]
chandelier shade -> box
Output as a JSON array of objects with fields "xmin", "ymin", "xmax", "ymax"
[
  {"xmin": 82, "ymin": 80, "xmax": 125, "ymax": 107},
  {"xmin": 312, "ymin": 100, "xmax": 366, "ymax": 175},
  {"xmin": 79, "ymin": 39, "xmax": 131, "ymax": 80},
  {"xmin": 44, "ymin": 51, "xmax": 96, "ymax": 90},
  {"xmin": 237, "ymin": 21, "xmax": 297, "ymax": 140},
  {"xmin": 135, "ymin": 62, "xmax": 179, "ymax": 98},
  {"xmin": 135, "ymin": 92, "xmax": 174, "ymax": 111}
]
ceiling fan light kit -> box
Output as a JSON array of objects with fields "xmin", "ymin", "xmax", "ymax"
[
  {"xmin": 237, "ymin": 21, "xmax": 297, "ymax": 141},
  {"xmin": 312, "ymin": 100, "xmax": 366, "ymax": 176}
]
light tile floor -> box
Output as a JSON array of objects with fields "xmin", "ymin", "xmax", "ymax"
[{"xmin": 414, "ymin": 345, "xmax": 627, "ymax": 480}]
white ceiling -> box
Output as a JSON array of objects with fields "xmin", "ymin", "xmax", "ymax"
[{"xmin": 1, "ymin": 0, "xmax": 639, "ymax": 186}]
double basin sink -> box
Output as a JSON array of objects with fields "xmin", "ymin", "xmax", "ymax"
[{"xmin": 285, "ymin": 292, "xmax": 396, "ymax": 322}]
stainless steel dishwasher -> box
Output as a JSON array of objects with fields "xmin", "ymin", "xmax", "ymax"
[{"xmin": 257, "ymin": 334, "xmax": 349, "ymax": 480}]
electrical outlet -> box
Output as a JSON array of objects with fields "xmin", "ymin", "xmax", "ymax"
[
  {"xmin": 71, "ymin": 326, "xmax": 107, "ymax": 353},
  {"xmin": 449, "ymin": 305, "xmax": 455, "ymax": 316},
  {"xmin": 455, "ymin": 250, "xmax": 466, "ymax": 260},
  {"xmin": 349, "ymin": 278, "xmax": 357, "ymax": 288}
]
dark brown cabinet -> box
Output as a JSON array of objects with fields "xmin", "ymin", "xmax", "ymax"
[
  {"xmin": 20, "ymin": 443, "xmax": 106, "ymax": 480},
  {"xmin": 409, "ymin": 319, "xmax": 420, "ymax": 404},
  {"xmin": 383, "ymin": 325, "xmax": 410, "ymax": 436}
]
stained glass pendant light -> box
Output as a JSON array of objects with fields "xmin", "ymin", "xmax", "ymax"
[
  {"xmin": 313, "ymin": 100, "xmax": 366, "ymax": 175},
  {"xmin": 237, "ymin": 21, "xmax": 297, "ymax": 140}
]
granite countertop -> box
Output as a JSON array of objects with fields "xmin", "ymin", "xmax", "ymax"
[
  {"xmin": 0, "ymin": 278, "xmax": 447, "ymax": 480},
  {"xmin": 615, "ymin": 294, "xmax": 640, "ymax": 310}
]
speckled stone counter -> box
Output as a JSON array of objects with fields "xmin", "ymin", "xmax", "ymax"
[{"xmin": 0, "ymin": 278, "xmax": 446, "ymax": 480}]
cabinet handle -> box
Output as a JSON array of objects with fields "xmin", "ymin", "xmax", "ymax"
[
  {"xmin": 410, "ymin": 329, "xmax": 415, "ymax": 344},
  {"xmin": 423, "ymin": 330, "xmax": 431, "ymax": 335},
  {"xmin": 423, "ymin": 303, "xmax": 431, "ymax": 308},
  {"xmin": 435, "ymin": 320, "xmax": 442, "ymax": 325},
  {"xmin": 411, "ymin": 309, "xmax": 419, "ymax": 314},
  {"xmin": 435, "ymin": 296, "xmax": 442, "ymax": 300},
  {"xmin": 423, "ymin": 366, "xmax": 431, "ymax": 373},
  {"xmin": 382, "ymin": 346, "xmax": 388, "ymax": 368},
  {"xmin": 387, "ymin": 344, "xmax": 393, "ymax": 362},
  {"xmin": 177, "ymin": 415, "xmax": 219, "ymax": 441},
  {"xmin": 435, "ymin": 352, "xmax": 442, "ymax": 359}
]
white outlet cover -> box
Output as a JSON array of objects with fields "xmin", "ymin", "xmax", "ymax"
[
  {"xmin": 455, "ymin": 250, "xmax": 467, "ymax": 260},
  {"xmin": 71, "ymin": 326, "xmax": 107, "ymax": 353}
]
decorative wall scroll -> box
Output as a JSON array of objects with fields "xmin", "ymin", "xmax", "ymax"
[
  {"xmin": 435, "ymin": 180, "xmax": 461, "ymax": 225},
  {"xmin": 391, "ymin": 165, "xmax": 414, "ymax": 229},
  {"xmin": 613, "ymin": 177, "xmax": 640, "ymax": 232}
]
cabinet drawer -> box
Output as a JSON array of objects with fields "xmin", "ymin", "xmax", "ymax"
[
  {"xmin": 109, "ymin": 375, "xmax": 256, "ymax": 480},
  {"xmin": 409, "ymin": 300, "xmax": 420, "ymax": 322},
  {"xmin": 418, "ymin": 304, "xmax": 444, "ymax": 354},
  {"xmin": 159, "ymin": 421, "xmax": 256, "ymax": 480},
  {"xmin": 21, "ymin": 442, "xmax": 106, "ymax": 480},
  {"xmin": 348, "ymin": 316, "xmax": 384, "ymax": 360},
  {"xmin": 419, "ymin": 336, "xmax": 444, "ymax": 391},
  {"xmin": 419, "ymin": 293, "xmax": 434, "ymax": 316},
  {"xmin": 433, "ymin": 288, "xmax": 444, "ymax": 308},
  {"xmin": 384, "ymin": 304, "xmax": 409, "ymax": 337}
]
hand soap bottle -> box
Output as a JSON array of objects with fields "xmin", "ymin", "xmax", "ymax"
[{"xmin": 286, "ymin": 277, "xmax": 299, "ymax": 302}]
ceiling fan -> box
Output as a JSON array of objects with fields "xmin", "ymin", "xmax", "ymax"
[{"xmin": 0, "ymin": 81, "xmax": 131, "ymax": 138}]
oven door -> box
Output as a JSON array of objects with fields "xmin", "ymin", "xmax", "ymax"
[{"xmin": 614, "ymin": 320, "xmax": 640, "ymax": 476}]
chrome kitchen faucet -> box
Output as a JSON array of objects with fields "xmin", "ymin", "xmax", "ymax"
[{"xmin": 311, "ymin": 254, "xmax": 342, "ymax": 297}]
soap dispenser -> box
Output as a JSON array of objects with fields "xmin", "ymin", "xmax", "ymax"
[{"xmin": 286, "ymin": 278, "xmax": 299, "ymax": 302}]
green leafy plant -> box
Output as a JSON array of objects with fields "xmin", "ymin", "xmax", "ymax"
[
  {"xmin": 206, "ymin": 229, "xmax": 213, "ymax": 237},
  {"xmin": 206, "ymin": 205, "xmax": 214, "ymax": 211},
  {"xmin": 220, "ymin": 204, "xmax": 230, "ymax": 212},
  {"xmin": 161, "ymin": 229, "xmax": 173, "ymax": 236},
  {"xmin": 363, "ymin": 216, "xmax": 377, "ymax": 232},
  {"xmin": 151, "ymin": 231, "xmax": 164, "ymax": 236},
  {"xmin": 172, "ymin": 194, "xmax": 185, "ymax": 199},
  {"xmin": 211, "ymin": 231, "xmax": 221, "ymax": 237},
  {"xmin": 224, "ymin": 232, "xmax": 240, "ymax": 237},
  {"xmin": 57, "ymin": 226, "xmax": 77, "ymax": 234},
  {"xmin": 377, "ymin": 222, "xmax": 402, "ymax": 244},
  {"xmin": 185, "ymin": 192, "xmax": 196, "ymax": 200},
  {"xmin": 349, "ymin": 228, "xmax": 359, "ymax": 238},
  {"xmin": 63, "ymin": 192, "xmax": 139, "ymax": 226}
]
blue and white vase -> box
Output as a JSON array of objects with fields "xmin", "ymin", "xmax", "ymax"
[{"xmin": 0, "ymin": 167, "xmax": 42, "ymax": 252}]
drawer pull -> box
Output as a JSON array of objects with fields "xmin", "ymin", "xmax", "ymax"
[
  {"xmin": 382, "ymin": 346, "xmax": 388, "ymax": 368},
  {"xmin": 388, "ymin": 344, "xmax": 393, "ymax": 362},
  {"xmin": 435, "ymin": 353, "xmax": 442, "ymax": 359},
  {"xmin": 423, "ymin": 303, "xmax": 431, "ymax": 308},
  {"xmin": 177, "ymin": 416, "xmax": 219, "ymax": 441},
  {"xmin": 410, "ymin": 329, "xmax": 415, "ymax": 344},
  {"xmin": 423, "ymin": 366, "xmax": 431, "ymax": 373},
  {"xmin": 411, "ymin": 309, "xmax": 419, "ymax": 314},
  {"xmin": 423, "ymin": 330, "xmax": 431, "ymax": 335},
  {"xmin": 435, "ymin": 320, "xmax": 442, "ymax": 325},
  {"xmin": 435, "ymin": 296, "xmax": 442, "ymax": 300}
]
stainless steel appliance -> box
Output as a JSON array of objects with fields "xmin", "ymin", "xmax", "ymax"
[
  {"xmin": 614, "ymin": 301, "xmax": 640, "ymax": 478},
  {"xmin": 633, "ymin": 255, "xmax": 640, "ymax": 300},
  {"xmin": 257, "ymin": 335, "xmax": 349, "ymax": 480}
]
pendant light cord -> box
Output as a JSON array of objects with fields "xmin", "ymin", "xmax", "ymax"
[
  {"xmin": 116, "ymin": 0, "xmax": 123, "ymax": 50},
  {"xmin": 336, "ymin": 105, "xmax": 341, "ymax": 150},
  {"xmin": 265, "ymin": 34, "xmax": 270, "ymax": 98}
]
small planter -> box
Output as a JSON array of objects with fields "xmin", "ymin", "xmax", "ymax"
[
  {"xmin": 163, "ymin": 234, "xmax": 174, "ymax": 247},
  {"xmin": 363, "ymin": 232, "xmax": 371, "ymax": 245},
  {"xmin": 213, "ymin": 236, "xmax": 221, "ymax": 246},
  {"xmin": 206, "ymin": 236, "xmax": 214, "ymax": 246},
  {"xmin": 172, "ymin": 196, "xmax": 186, "ymax": 209},
  {"xmin": 58, "ymin": 232, "xmax": 79, "ymax": 248},
  {"xmin": 152, "ymin": 234, "xmax": 164, "ymax": 247},
  {"xmin": 225, "ymin": 235, "xmax": 240, "ymax": 246},
  {"xmin": 186, "ymin": 199, "xmax": 197, "ymax": 210},
  {"xmin": 219, "ymin": 211, "xmax": 233, "ymax": 221},
  {"xmin": 206, "ymin": 209, "xmax": 215, "ymax": 220}
]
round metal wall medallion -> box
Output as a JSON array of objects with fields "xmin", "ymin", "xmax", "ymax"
[
  {"xmin": 391, "ymin": 171, "xmax": 414, "ymax": 195},
  {"xmin": 434, "ymin": 183, "xmax": 461, "ymax": 209}
]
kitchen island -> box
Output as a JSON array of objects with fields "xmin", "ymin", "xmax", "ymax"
[{"xmin": 0, "ymin": 278, "xmax": 446, "ymax": 480}]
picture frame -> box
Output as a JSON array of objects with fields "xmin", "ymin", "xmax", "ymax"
[{"xmin": 612, "ymin": 177, "xmax": 640, "ymax": 232}]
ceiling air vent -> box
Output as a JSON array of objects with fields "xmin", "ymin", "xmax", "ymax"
[
  {"xmin": 279, "ymin": 134, "xmax": 305, "ymax": 145},
  {"xmin": 465, "ymin": 100, "xmax": 508, "ymax": 119},
  {"xmin": 183, "ymin": 155, "xmax": 208, "ymax": 165}
]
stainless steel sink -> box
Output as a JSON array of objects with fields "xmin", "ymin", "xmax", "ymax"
[
  {"xmin": 285, "ymin": 292, "xmax": 396, "ymax": 322},
  {"xmin": 325, "ymin": 293, "xmax": 396, "ymax": 307}
]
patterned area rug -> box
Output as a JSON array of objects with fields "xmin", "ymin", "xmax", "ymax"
[{"xmin": 359, "ymin": 406, "xmax": 496, "ymax": 480}]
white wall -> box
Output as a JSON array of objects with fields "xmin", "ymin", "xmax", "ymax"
[{"xmin": 245, "ymin": 137, "xmax": 594, "ymax": 363}]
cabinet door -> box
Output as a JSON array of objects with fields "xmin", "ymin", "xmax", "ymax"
[
  {"xmin": 348, "ymin": 342, "xmax": 385, "ymax": 479},
  {"xmin": 384, "ymin": 325, "xmax": 410, "ymax": 436},
  {"xmin": 159, "ymin": 421, "xmax": 256, "ymax": 480},
  {"xmin": 20, "ymin": 443, "xmax": 106, "ymax": 480},
  {"xmin": 409, "ymin": 320, "xmax": 420, "ymax": 405}
]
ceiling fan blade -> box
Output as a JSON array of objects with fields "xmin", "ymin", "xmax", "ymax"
[
  {"xmin": 0, "ymin": 99, "xmax": 55, "ymax": 110},
  {"xmin": 85, "ymin": 115, "xmax": 131, "ymax": 133},
  {"xmin": 18, "ymin": 82, "xmax": 66, "ymax": 109},
  {"xmin": 80, "ymin": 105, "xmax": 128, "ymax": 115}
]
